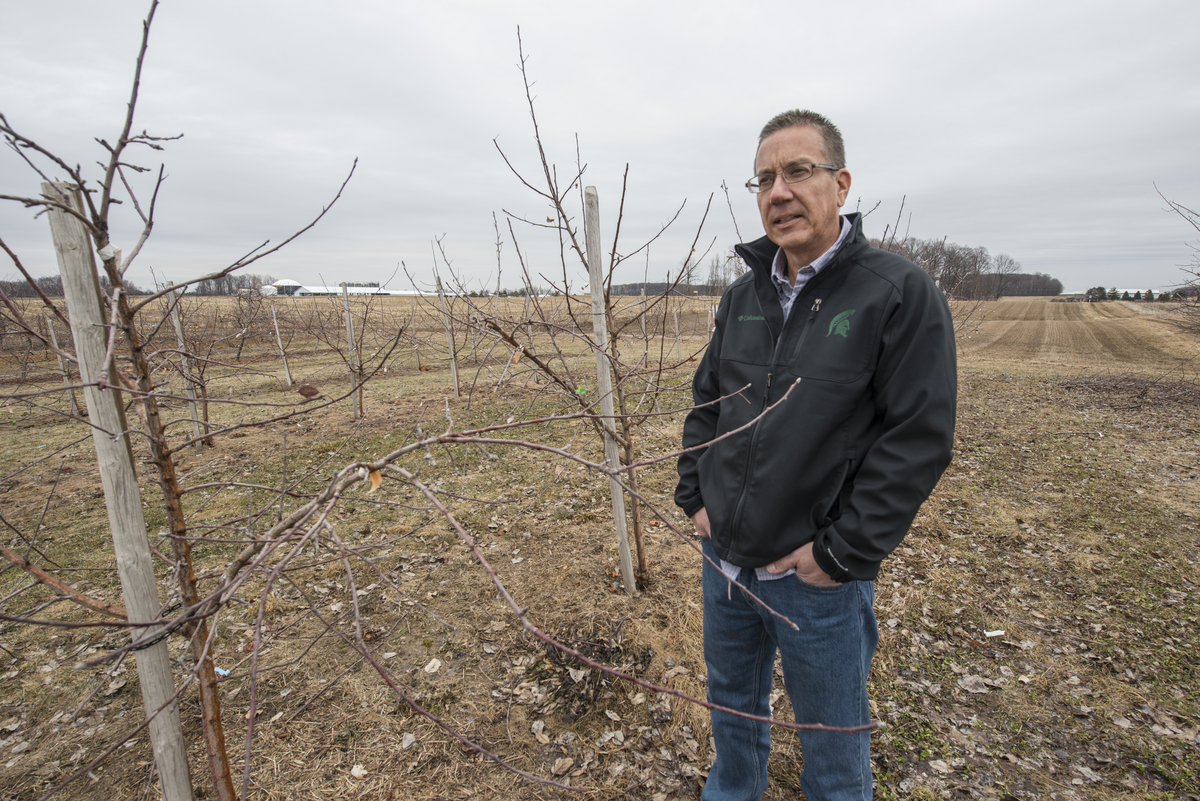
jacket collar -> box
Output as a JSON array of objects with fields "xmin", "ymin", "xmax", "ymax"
[{"xmin": 734, "ymin": 212, "xmax": 867, "ymax": 341}]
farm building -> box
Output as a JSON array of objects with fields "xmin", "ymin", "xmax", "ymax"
[{"xmin": 259, "ymin": 279, "xmax": 422, "ymax": 297}]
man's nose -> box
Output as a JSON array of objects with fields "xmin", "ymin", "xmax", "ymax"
[{"xmin": 767, "ymin": 174, "xmax": 794, "ymax": 202}]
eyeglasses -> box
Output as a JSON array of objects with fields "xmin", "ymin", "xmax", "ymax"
[{"xmin": 745, "ymin": 163, "xmax": 839, "ymax": 194}]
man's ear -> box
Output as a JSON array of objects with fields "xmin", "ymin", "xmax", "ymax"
[{"xmin": 836, "ymin": 169, "xmax": 852, "ymax": 207}]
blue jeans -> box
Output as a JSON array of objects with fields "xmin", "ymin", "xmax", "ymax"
[{"xmin": 701, "ymin": 537, "xmax": 878, "ymax": 801}]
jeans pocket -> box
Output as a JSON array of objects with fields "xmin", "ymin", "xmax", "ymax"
[{"xmin": 793, "ymin": 573, "xmax": 847, "ymax": 592}]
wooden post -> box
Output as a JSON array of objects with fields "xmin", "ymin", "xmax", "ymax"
[
  {"xmin": 523, "ymin": 293, "xmax": 533, "ymax": 347},
  {"xmin": 341, "ymin": 284, "xmax": 360, "ymax": 419},
  {"xmin": 674, "ymin": 305, "xmax": 682, "ymax": 360},
  {"xmin": 271, "ymin": 306, "xmax": 293, "ymax": 386},
  {"xmin": 584, "ymin": 186, "xmax": 636, "ymax": 596},
  {"xmin": 433, "ymin": 269, "xmax": 460, "ymax": 397},
  {"xmin": 410, "ymin": 298, "xmax": 422, "ymax": 370},
  {"xmin": 45, "ymin": 183, "xmax": 194, "ymax": 801},
  {"xmin": 45, "ymin": 315, "xmax": 83, "ymax": 417},
  {"xmin": 166, "ymin": 285, "xmax": 202, "ymax": 447},
  {"xmin": 469, "ymin": 314, "xmax": 478, "ymax": 364},
  {"xmin": 639, "ymin": 287, "xmax": 647, "ymax": 363}
]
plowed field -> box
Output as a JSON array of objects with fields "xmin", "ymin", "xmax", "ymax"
[{"xmin": 961, "ymin": 299, "xmax": 1192, "ymax": 369}]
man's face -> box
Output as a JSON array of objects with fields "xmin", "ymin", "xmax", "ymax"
[{"xmin": 754, "ymin": 125, "xmax": 851, "ymax": 269}]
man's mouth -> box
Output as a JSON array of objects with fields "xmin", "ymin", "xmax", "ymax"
[{"xmin": 775, "ymin": 213, "xmax": 803, "ymax": 226}]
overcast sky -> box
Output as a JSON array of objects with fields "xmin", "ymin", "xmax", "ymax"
[{"xmin": 3, "ymin": 0, "xmax": 1198, "ymax": 295}]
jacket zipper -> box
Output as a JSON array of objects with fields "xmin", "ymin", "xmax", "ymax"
[
  {"xmin": 789, "ymin": 298, "xmax": 822, "ymax": 361},
  {"xmin": 728, "ymin": 293, "xmax": 823, "ymax": 544}
]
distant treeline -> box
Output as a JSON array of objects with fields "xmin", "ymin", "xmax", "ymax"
[
  {"xmin": 0, "ymin": 275, "xmax": 150, "ymax": 297},
  {"xmin": 610, "ymin": 283, "xmax": 710, "ymax": 297},
  {"xmin": 607, "ymin": 236, "xmax": 1064, "ymax": 300},
  {"xmin": 971, "ymin": 272, "xmax": 1064, "ymax": 297},
  {"xmin": 2, "ymin": 273, "xmax": 283, "ymax": 298},
  {"xmin": 193, "ymin": 274, "xmax": 275, "ymax": 296},
  {"xmin": 874, "ymin": 237, "xmax": 1062, "ymax": 299},
  {"xmin": 1084, "ymin": 286, "xmax": 1191, "ymax": 302}
]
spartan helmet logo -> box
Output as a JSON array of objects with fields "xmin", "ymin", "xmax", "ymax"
[{"xmin": 827, "ymin": 309, "xmax": 855, "ymax": 338}]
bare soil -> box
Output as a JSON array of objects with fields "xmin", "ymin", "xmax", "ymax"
[{"xmin": 0, "ymin": 298, "xmax": 1196, "ymax": 801}]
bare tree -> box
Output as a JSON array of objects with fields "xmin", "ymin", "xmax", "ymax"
[
  {"xmin": 0, "ymin": 2, "xmax": 358, "ymax": 797},
  {"xmin": 474, "ymin": 31, "xmax": 722, "ymax": 588},
  {"xmin": 1157, "ymin": 187, "xmax": 1200, "ymax": 330},
  {"xmin": 989, "ymin": 253, "xmax": 1021, "ymax": 299}
]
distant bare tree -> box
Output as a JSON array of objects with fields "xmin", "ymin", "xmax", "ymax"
[
  {"xmin": 988, "ymin": 253, "xmax": 1021, "ymax": 299},
  {"xmin": 1157, "ymin": 187, "xmax": 1200, "ymax": 330}
]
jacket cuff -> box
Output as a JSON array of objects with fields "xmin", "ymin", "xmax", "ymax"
[
  {"xmin": 678, "ymin": 495, "xmax": 705, "ymax": 519},
  {"xmin": 813, "ymin": 528, "xmax": 859, "ymax": 583}
]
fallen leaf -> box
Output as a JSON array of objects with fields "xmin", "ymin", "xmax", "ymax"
[
  {"xmin": 350, "ymin": 764, "xmax": 368, "ymax": 779},
  {"xmin": 368, "ymin": 470, "xmax": 382, "ymax": 494},
  {"xmin": 957, "ymin": 675, "xmax": 989, "ymax": 694}
]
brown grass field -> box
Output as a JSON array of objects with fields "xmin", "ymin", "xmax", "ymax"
[{"xmin": 0, "ymin": 296, "xmax": 1197, "ymax": 800}]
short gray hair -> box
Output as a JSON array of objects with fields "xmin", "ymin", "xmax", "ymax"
[{"xmin": 757, "ymin": 110, "xmax": 846, "ymax": 170}]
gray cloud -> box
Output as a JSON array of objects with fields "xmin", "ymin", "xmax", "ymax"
[{"xmin": 3, "ymin": 0, "xmax": 1197, "ymax": 295}]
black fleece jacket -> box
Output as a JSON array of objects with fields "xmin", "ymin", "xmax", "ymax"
[{"xmin": 675, "ymin": 213, "xmax": 957, "ymax": 582}]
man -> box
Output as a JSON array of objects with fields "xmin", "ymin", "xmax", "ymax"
[{"xmin": 675, "ymin": 110, "xmax": 957, "ymax": 800}]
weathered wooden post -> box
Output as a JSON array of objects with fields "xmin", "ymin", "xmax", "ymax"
[
  {"xmin": 45, "ymin": 183, "xmax": 194, "ymax": 801},
  {"xmin": 166, "ymin": 284, "xmax": 203, "ymax": 446},
  {"xmin": 433, "ymin": 268, "xmax": 460, "ymax": 397},
  {"xmin": 639, "ymin": 287, "xmax": 648, "ymax": 363},
  {"xmin": 341, "ymin": 283, "xmax": 361, "ymax": 419},
  {"xmin": 271, "ymin": 305, "xmax": 293, "ymax": 386},
  {"xmin": 523, "ymin": 293, "xmax": 533, "ymax": 347},
  {"xmin": 410, "ymin": 298, "xmax": 422, "ymax": 371},
  {"xmin": 584, "ymin": 186, "xmax": 637, "ymax": 596},
  {"xmin": 673, "ymin": 305, "xmax": 682, "ymax": 360}
]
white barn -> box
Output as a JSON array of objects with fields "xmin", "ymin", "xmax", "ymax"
[{"xmin": 260, "ymin": 279, "xmax": 422, "ymax": 297}]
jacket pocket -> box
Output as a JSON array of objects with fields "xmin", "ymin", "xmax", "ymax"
[{"xmin": 815, "ymin": 457, "xmax": 854, "ymax": 528}]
